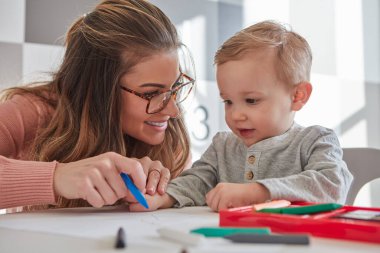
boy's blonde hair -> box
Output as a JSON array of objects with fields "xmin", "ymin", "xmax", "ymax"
[{"xmin": 214, "ymin": 20, "xmax": 312, "ymax": 85}]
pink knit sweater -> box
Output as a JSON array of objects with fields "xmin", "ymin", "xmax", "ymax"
[{"xmin": 0, "ymin": 95, "xmax": 57, "ymax": 209}]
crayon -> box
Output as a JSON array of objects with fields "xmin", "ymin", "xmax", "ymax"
[{"xmin": 115, "ymin": 227, "xmax": 126, "ymax": 249}]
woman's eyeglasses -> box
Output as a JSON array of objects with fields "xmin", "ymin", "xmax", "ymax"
[{"xmin": 120, "ymin": 73, "xmax": 195, "ymax": 114}]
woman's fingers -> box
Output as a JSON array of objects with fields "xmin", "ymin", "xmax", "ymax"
[
  {"xmin": 156, "ymin": 168, "xmax": 170, "ymax": 194},
  {"xmin": 53, "ymin": 151, "xmax": 176, "ymax": 209},
  {"xmin": 123, "ymin": 190, "xmax": 136, "ymax": 203},
  {"xmin": 78, "ymin": 178, "xmax": 106, "ymax": 208},
  {"xmin": 96, "ymin": 156, "xmax": 128, "ymax": 199},
  {"xmin": 53, "ymin": 152, "xmax": 148, "ymax": 208},
  {"xmin": 134, "ymin": 156, "xmax": 151, "ymax": 179},
  {"xmin": 108, "ymin": 152, "xmax": 146, "ymax": 191},
  {"xmin": 137, "ymin": 157, "xmax": 171, "ymax": 195},
  {"xmin": 89, "ymin": 168, "xmax": 119, "ymax": 205},
  {"xmin": 146, "ymin": 169, "xmax": 161, "ymax": 194},
  {"xmin": 84, "ymin": 186, "xmax": 105, "ymax": 208}
]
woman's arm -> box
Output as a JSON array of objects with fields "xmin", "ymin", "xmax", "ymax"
[
  {"xmin": 0, "ymin": 156, "xmax": 57, "ymax": 209},
  {"xmin": 0, "ymin": 95, "xmax": 58, "ymax": 209}
]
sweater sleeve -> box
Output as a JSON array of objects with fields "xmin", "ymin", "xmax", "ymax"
[
  {"xmin": 0, "ymin": 95, "xmax": 57, "ymax": 209},
  {"xmin": 166, "ymin": 135, "xmax": 220, "ymax": 208},
  {"xmin": 257, "ymin": 129, "xmax": 353, "ymax": 204},
  {"xmin": 0, "ymin": 157, "xmax": 57, "ymax": 209}
]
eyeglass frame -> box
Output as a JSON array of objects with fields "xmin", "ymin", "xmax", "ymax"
[{"xmin": 119, "ymin": 72, "xmax": 195, "ymax": 114}]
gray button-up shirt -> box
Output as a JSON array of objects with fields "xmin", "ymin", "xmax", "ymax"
[{"xmin": 167, "ymin": 123, "xmax": 353, "ymax": 207}]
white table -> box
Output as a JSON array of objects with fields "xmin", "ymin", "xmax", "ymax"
[{"xmin": 0, "ymin": 206, "xmax": 378, "ymax": 253}]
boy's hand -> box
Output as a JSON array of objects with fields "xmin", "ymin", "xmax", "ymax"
[
  {"xmin": 205, "ymin": 182, "xmax": 270, "ymax": 212},
  {"xmin": 129, "ymin": 193, "xmax": 175, "ymax": 212}
]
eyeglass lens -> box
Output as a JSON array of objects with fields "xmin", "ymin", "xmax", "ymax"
[{"xmin": 147, "ymin": 76, "xmax": 193, "ymax": 113}]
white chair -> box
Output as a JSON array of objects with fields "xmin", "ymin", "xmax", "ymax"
[{"xmin": 343, "ymin": 147, "xmax": 380, "ymax": 205}]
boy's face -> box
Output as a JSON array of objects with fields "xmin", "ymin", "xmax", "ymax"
[{"xmin": 216, "ymin": 49, "xmax": 296, "ymax": 147}]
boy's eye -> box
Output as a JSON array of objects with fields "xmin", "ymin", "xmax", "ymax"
[
  {"xmin": 246, "ymin": 98, "xmax": 257, "ymax": 104},
  {"xmin": 222, "ymin": 99, "xmax": 232, "ymax": 105}
]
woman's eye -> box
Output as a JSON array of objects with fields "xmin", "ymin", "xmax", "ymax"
[
  {"xmin": 143, "ymin": 90, "xmax": 160, "ymax": 98},
  {"xmin": 246, "ymin": 98, "xmax": 257, "ymax": 104},
  {"xmin": 172, "ymin": 76, "xmax": 185, "ymax": 87},
  {"xmin": 176, "ymin": 78, "xmax": 185, "ymax": 85},
  {"xmin": 173, "ymin": 81, "xmax": 183, "ymax": 89}
]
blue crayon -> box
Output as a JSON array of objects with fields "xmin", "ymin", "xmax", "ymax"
[{"xmin": 120, "ymin": 172, "xmax": 149, "ymax": 209}]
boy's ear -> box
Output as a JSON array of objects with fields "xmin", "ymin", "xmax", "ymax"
[{"xmin": 291, "ymin": 82, "xmax": 312, "ymax": 111}]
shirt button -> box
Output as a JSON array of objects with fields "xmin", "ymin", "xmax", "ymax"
[
  {"xmin": 245, "ymin": 171, "xmax": 254, "ymax": 180},
  {"xmin": 248, "ymin": 155, "xmax": 256, "ymax": 164}
]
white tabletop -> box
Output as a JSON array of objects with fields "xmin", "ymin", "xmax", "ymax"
[{"xmin": 0, "ymin": 206, "xmax": 378, "ymax": 253}]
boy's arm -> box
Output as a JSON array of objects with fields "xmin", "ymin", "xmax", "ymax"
[
  {"xmin": 165, "ymin": 133, "xmax": 227, "ymax": 208},
  {"xmin": 165, "ymin": 163, "xmax": 218, "ymax": 208}
]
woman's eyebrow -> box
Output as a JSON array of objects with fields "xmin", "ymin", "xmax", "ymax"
[
  {"xmin": 139, "ymin": 73, "xmax": 182, "ymax": 89},
  {"xmin": 139, "ymin": 83, "xmax": 166, "ymax": 88}
]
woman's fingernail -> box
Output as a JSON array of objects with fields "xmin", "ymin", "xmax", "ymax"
[{"xmin": 149, "ymin": 187, "xmax": 155, "ymax": 193}]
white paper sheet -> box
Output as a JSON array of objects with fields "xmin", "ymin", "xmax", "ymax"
[{"xmin": 0, "ymin": 206, "xmax": 377, "ymax": 253}]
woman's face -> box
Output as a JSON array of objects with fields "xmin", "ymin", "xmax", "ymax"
[{"xmin": 119, "ymin": 51, "xmax": 180, "ymax": 145}]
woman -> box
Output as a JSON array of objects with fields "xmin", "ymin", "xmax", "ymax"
[{"xmin": 0, "ymin": 0, "xmax": 194, "ymax": 210}]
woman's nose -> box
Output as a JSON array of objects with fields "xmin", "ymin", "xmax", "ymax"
[{"xmin": 160, "ymin": 96, "xmax": 180, "ymax": 118}]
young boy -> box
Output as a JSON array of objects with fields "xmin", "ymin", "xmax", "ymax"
[{"xmin": 130, "ymin": 20, "xmax": 353, "ymax": 212}]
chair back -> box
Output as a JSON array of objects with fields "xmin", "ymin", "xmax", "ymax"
[{"xmin": 343, "ymin": 147, "xmax": 380, "ymax": 205}]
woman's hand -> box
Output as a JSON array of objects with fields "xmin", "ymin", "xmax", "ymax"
[
  {"xmin": 134, "ymin": 156, "xmax": 171, "ymax": 195},
  {"xmin": 53, "ymin": 152, "xmax": 146, "ymax": 208},
  {"xmin": 128, "ymin": 193, "xmax": 175, "ymax": 212}
]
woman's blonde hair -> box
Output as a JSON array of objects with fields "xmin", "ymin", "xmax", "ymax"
[
  {"xmin": 1, "ymin": 0, "xmax": 191, "ymax": 209},
  {"xmin": 214, "ymin": 20, "xmax": 312, "ymax": 85}
]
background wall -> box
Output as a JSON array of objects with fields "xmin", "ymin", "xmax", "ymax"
[{"xmin": 0, "ymin": 0, "xmax": 379, "ymax": 206}]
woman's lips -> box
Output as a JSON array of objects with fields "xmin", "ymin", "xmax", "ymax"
[{"xmin": 145, "ymin": 120, "xmax": 168, "ymax": 131}]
